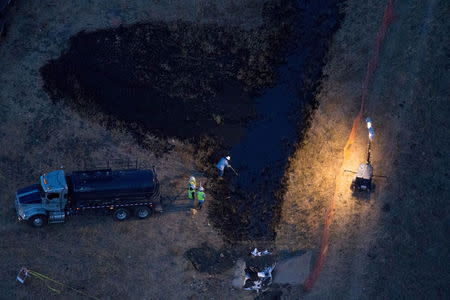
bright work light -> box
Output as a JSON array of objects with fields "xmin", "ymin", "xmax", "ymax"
[
  {"xmin": 366, "ymin": 117, "xmax": 374, "ymax": 140},
  {"xmin": 366, "ymin": 117, "xmax": 372, "ymax": 129}
]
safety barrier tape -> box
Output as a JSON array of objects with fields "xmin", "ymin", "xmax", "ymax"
[{"xmin": 18, "ymin": 268, "xmax": 100, "ymax": 300}]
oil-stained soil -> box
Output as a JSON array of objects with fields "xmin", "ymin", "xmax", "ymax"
[
  {"xmin": 208, "ymin": 1, "xmax": 343, "ymax": 240},
  {"xmin": 40, "ymin": 1, "xmax": 297, "ymax": 147},
  {"xmin": 184, "ymin": 243, "xmax": 236, "ymax": 274},
  {"xmin": 40, "ymin": 0, "xmax": 342, "ymax": 241}
]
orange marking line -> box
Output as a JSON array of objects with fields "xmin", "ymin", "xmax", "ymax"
[{"xmin": 303, "ymin": 0, "xmax": 394, "ymax": 291}]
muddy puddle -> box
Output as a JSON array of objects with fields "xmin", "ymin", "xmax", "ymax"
[{"xmin": 41, "ymin": 0, "xmax": 342, "ymax": 241}]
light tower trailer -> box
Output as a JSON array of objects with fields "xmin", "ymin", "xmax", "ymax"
[
  {"xmin": 15, "ymin": 168, "xmax": 161, "ymax": 227},
  {"xmin": 350, "ymin": 117, "xmax": 375, "ymax": 192},
  {"xmin": 351, "ymin": 163, "xmax": 374, "ymax": 192}
]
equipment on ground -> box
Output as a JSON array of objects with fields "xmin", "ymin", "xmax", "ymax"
[
  {"xmin": 230, "ymin": 166, "xmax": 239, "ymax": 176},
  {"xmin": 15, "ymin": 167, "xmax": 161, "ymax": 227},
  {"xmin": 350, "ymin": 163, "xmax": 373, "ymax": 192},
  {"xmin": 16, "ymin": 267, "xmax": 100, "ymax": 299},
  {"xmin": 349, "ymin": 117, "xmax": 375, "ymax": 192},
  {"xmin": 241, "ymin": 248, "xmax": 275, "ymax": 293}
]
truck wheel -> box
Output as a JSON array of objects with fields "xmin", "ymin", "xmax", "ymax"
[
  {"xmin": 135, "ymin": 206, "xmax": 152, "ymax": 219},
  {"xmin": 113, "ymin": 208, "xmax": 130, "ymax": 221},
  {"xmin": 29, "ymin": 215, "xmax": 47, "ymax": 228}
]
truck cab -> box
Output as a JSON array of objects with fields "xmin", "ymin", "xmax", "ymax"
[{"xmin": 15, "ymin": 170, "xmax": 68, "ymax": 227}]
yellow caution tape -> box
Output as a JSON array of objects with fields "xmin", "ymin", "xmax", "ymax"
[{"xmin": 27, "ymin": 269, "xmax": 101, "ymax": 300}]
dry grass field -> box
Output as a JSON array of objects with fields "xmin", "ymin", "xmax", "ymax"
[
  {"xmin": 0, "ymin": 0, "xmax": 448, "ymax": 299},
  {"xmin": 277, "ymin": 0, "xmax": 449, "ymax": 298},
  {"xmin": 0, "ymin": 1, "xmax": 265, "ymax": 299}
]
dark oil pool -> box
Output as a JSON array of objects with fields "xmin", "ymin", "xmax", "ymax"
[
  {"xmin": 41, "ymin": 0, "xmax": 343, "ymax": 241},
  {"xmin": 210, "ymin": 0, "xmax": 343, "ymax": 240}
]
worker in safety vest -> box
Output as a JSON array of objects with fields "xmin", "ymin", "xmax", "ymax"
[
  {"xmin": 196, "ymin": 186, "xmax": 205, "ymax": 210},
  {"xmin": 216, "ymin": 156, "xmax": 231, "ymax": 177},
  {"xmin": 188, "ymin": 176, "xmax": 196, "ymax": 200}
]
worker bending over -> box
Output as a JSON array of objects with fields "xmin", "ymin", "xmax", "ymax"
[{"xmin": 216, "ymin": 156, "xmax": 231, "ymax": 177}]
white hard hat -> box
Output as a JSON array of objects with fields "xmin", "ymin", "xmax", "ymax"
[
  {"xmin": 189, "ymin": 176, "xmax": 196, "ymax": 182},
  {"xmin": 226, "ymin": 156, "xmax": 231, "ymax": 160},
  {"xmin": 199, "ymin": 186, "xmax": 204, "ymax": 191}
]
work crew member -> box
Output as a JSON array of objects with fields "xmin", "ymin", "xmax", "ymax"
[
  {"xmin": 216, "ymin": 156, "xmax": 231, "ymax": 177},
  {"xmin": 188, "ymin": 176, "xmax": 196, "ymax": 200},
  {"xmin": 196, "ymin": 186, "xmax": 205, "ymax": 210}
]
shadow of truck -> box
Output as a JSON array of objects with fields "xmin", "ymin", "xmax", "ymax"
[{"xmin": 0, "ymin": 0, "xmax": 14, "ymax": 39}]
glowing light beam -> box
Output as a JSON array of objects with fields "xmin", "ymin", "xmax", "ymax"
[{"xmin": 302, "ymin": 0, "xmax": 394, "ymax": 292}]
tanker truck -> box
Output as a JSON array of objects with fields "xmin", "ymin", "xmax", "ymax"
[{"xmin": 15, "ymin": 168, "xmax": 161, "ymax": 227}]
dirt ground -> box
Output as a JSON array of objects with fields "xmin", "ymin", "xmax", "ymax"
[
  {"xmin": 277, "ymin": 0, "xmax": 450, "ymax": 299},
  {"xmin": 1, "ymin": 0, "xmax": 449, "ymax": 299},
  {"xmin": 37, "ymin": 0, "xmax": 300, "ymax": 243},
  {"xmin": 0, "ymin": 1, "xmax": 269, "ymax": 299}
]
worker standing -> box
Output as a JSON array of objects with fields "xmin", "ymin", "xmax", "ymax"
[
  {"xmin": 188, "ymin": 176, "xmax": 196, "ymax": 201},
  {"xmin": 196, "ymin": 186, "xmax": 205, "ymax": 210},
  {"xmin": 216, "ymin": 156, "xmax": 231, "ymax": 178}
]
